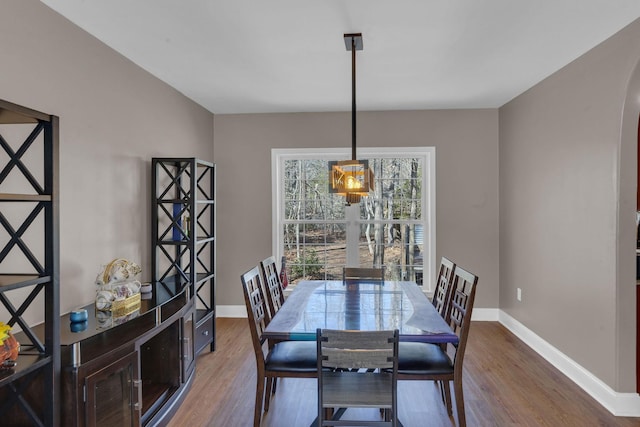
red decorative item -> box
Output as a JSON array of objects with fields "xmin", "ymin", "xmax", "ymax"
[
  {"xmin": 280, "ymin": 256, "xmax": 289, "ymax": 289},
  {"xmin": 0, "ymin": 332, "xmax": 19, "ymax": 366}
]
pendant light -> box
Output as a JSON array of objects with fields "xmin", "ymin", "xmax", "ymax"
[{"xmin": 329, "ymin": 33, "xmax": 374, "ymax": 205}]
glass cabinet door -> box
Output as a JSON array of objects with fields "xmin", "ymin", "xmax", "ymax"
[
  {"xmin": 85, "ymin": 351, "xmax": 140, "ymax": 427},
  {"xmin": 183, "ymin": 309, "xmax": 196, "ymax": 380}
]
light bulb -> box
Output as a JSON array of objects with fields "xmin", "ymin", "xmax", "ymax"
[{"xmin": 346, "ymin": 175, "xmax": 361, "ymax": 190}]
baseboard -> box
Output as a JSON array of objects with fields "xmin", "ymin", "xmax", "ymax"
[
  {"xmin": 471, "ymin": 308, "xmax": 500, "ymax": 321},
  {"xmin": 498, "ymin": 310, "xmax": 640, "ymax": 417},
  {"xmin": 216, "ymin": 305, "xmax": 246, "ymax": 318}
]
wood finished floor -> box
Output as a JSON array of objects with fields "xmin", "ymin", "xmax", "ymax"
[{"xmin": 168, "ymin": 318, "xmax": 640, "ymax": 427}]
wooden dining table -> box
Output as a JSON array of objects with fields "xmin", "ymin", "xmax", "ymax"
[
  {"xmin": 263, "ymin": 279, "xmax": 458, "ymax": 345},
  {"xmin": 263, "ymin": 279, "xmax": 457, "ymax": 427}
]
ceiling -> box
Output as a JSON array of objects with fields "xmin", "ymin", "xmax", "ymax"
[{"xmin": 40, "ymin": 0, "xmax": 640, "ymax": 115}]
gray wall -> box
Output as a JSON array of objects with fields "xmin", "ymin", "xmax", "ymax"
[
  {"xmin": 0, "ymin": 0, "xmax": 214, "ymax": 319},
  {"xmin": 213, "ymin": 110, "xmax": 500, "ymax": 312},
  {"xmin": 499, "ymin": 17, "xmax": 640, "ymax": 392}
]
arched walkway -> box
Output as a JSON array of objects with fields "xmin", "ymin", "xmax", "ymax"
[{"xmin": 618, "ymin": 55, "xmax": 640, "ymax": 393}]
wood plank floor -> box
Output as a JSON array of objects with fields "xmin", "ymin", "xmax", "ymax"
[{"xmin": 168, "ymin": 318, "xmax": 640, "ymax": 426}]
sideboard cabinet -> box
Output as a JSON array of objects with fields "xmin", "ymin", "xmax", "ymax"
[{"xmin": 59, "ymin": 286, "xmax": 194, "ymax": 427}]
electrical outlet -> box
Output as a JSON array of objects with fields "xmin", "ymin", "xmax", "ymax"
[{"xmin": 517, "ymin": 288, "xmax": 522, "ymax": 301}]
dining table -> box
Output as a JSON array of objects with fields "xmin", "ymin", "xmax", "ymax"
[
  {"xmin": 263, "ymin": 279, "xmax": 458, "ymax": 427},
  {"xmin": 263, "ymin": 279, "xmax": 458, "ymax": 345}
]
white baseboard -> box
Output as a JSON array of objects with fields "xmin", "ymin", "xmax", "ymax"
[
  {"xmin": 216, "ymin": 304, "xmax": 640, "ymax": 417},
  {"xmin": 498, "ymin": 310, "xmax": 640, "ymax": 417},
  {"xmin": 471, "ymin": 308, "xmax": 500, "ymax": 321},
  {"xmin": 216, "ymin": 305, "xmax": 246, "ymax": 318}
]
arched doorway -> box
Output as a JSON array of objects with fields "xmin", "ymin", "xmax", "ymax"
[{"xmin": 620, "ymin": 54, "xmax": 640, "ymax": 398}]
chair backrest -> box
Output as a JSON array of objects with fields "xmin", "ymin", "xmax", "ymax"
[
  {"xmin": 317, "ymin": 329, "xmax": 399, "ymax": 371},
  {"xmin": 259, "ymin": 256, "xmax": 285, "ymax": 318},
  {"xmin": 446, "ymin": 265, "xmax": 478, "ymax": 375},
  {"xmin": 317, "ymin": 329, "xmax": 399, "ymax": 426},
  {"xmin": 343, "ymin": 266, "xmax": 385, "ymax": 282},
  {"xmin": 432, "ymin": 257, "xmax": 456, "ymax": 320},
  {"xmin": 241, "ymin": 266, "xmax": 271, "ymax": 364}
]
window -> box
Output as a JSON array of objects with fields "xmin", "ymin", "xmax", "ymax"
[{"xmin": 272, "ymin": 147, "xmax": 435, "ymax": 291}]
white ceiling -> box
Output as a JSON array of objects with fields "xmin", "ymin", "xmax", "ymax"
[{"xmin": 40, "ymin": 0, "xmax": 640, "ymax": 115}]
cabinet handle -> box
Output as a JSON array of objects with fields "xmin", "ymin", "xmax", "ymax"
[
  {"xmin": 183, "ymin": 337, "xmax": 191, "ymax": 361},
  {"xmin": 133, "ymin": 379, "xmax": 142, "ymax": 412}
]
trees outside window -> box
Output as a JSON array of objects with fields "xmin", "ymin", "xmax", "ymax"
[{"xmin": 272, "ymin": 147, "xmax": 435, "ymax": 291}]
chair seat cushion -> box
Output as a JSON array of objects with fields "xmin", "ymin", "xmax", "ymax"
[
  {"xmin": 397, "ymin": 342, "xmax": 453, "ymax": 375},
  {"xmin": 266, "ymin": 340, "xmax": 317, "ymax": 373}
]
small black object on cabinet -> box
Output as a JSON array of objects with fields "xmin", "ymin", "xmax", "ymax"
[
  {"xmin": 0, "ymin": 98, "xmax": 60, "ymax": 426},
  {"xmin": 151, "ymin": 158, "xmax": 216, "ymax": 355}
]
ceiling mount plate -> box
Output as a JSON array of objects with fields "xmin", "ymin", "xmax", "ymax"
[{"xmin": 344, "ymin": 33, "xmax": 363, "ymax": 51}]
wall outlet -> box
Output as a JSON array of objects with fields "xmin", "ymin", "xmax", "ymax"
[{"xmin": 517, "ymin": 288, "xmax": 522, "ymax": 301}]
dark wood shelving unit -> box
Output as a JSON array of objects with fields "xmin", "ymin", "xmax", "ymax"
[
  {"xmin": 0, "ymin": 98, "xmax": 60, "ymax": 426},
  {"xmin": 152, "ymin": 158, "xmax": 216, "ymax": 355}
]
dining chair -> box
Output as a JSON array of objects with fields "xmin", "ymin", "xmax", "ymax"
[
  {"xmin": 259, "ymin": 255, "xmax": 285, "ymax": 319},
  {"xmin": 241, "ymin": 266, "xmax": 317, "ymax": 427},
  {"xmin": 395, "ymin": 265, "xmax": 478, "ymax": 427},
  {"xmin": 317, "ymin": 328, "xmax": 399, "ymax": 427},
  {"xmin": 432, "ymin": 257, "xmax": 456, "ymax": 320},
  {"xmin": 343, "ymin": 266, "xmax": 386, "ymax": 282}
]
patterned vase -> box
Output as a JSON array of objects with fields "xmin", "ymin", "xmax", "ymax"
[{"xmin": 0, "ymin": 332, "xmax": 20, "ymax": 365}]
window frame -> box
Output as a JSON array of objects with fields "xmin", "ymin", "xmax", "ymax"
[{"xmin": 271, "ymin": 147, "xmax": 436, "ymax": 291}]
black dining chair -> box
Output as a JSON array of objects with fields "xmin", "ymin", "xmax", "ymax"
[
  {"xmin": 343, "ymin": 266, "xmax": 386, "ymax": 282},
  {"xmin": 317, "ymin": 328, "xmax": 399, "ymax": 427},
  {"xmin": 259, "ymin": 255, "xmax": 288, "ymax": 397},
  {"xmin": 395, "ymin": 265, "xmax": 478, "ymax": 427},
  {"xmin": 241, "ymin": 266, "xmax": 317, "ymax": 427},
  {"xmin": 432, "ymin": 257, "xmax": 456, "ymax": 320},
  {"xmin": 259, "ymin": 255, "xmax": 285, "ymax": 319}
]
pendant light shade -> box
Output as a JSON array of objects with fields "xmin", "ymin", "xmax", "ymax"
[
  {"xmin": 329, "ymin": 33, "xmax": 374, "ymax": 205},
  {"xmin": 329, "ymin": 159, "xmax": 374, "ymax": 204}
]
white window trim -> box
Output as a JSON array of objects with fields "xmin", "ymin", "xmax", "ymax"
[{"xmin": 271, "ymin": 147, "xmax": 436, "ymax": 291}]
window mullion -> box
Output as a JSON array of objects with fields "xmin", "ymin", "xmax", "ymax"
[{"xmin": 345, "ymin": 204, "xmax": 360, "ymax": 267}]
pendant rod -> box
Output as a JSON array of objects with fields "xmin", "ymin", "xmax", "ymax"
[{"xmin": 351, "ymin": 36, "xmax": 357, "ymax": 161}]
